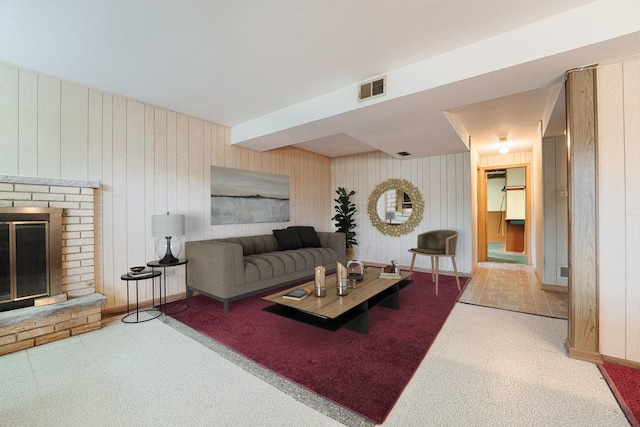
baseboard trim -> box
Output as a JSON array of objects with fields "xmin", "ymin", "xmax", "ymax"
[
  {"xmin": 565, "ymin": 339, "xmax": 603, "ymax": 363},
  {"xmin": 602, "ymin": 355, "xmax": 640, "ymax": 369},
  {"xmin": 542, "ymin": 284, "xmax": 568, "ymax": 294},
  {"xmin": 102, "ymin": 292, "xmax": 187, "ymax": 318}
]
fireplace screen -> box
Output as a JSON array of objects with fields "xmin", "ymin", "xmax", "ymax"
[
  {"xmin": 0, "ymin": 223, "xmax": 9, "ymax": 302},
  {"xmin": 0, "ymin": 208, "xmax": 62, "ymax": 307},
  {"xmin": 0, "ymin": 222, "xmax": 49, "ymax": 302}
]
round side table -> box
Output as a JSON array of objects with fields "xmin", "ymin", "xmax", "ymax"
[
  {"xmin": 147, "ymin": 258, "xmax": 189, "ymax": 315},
  {"xmin": 120, "ymin": 271, "xmax": 162, "ymax": 323}
]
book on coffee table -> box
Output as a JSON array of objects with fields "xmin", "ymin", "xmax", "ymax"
[
  {"xmin": 379, "ymin": 263, "xmax": 401, "ymax": 279},
  {"xmin": 379, "ymin": 271, "xmax": 402, "ymax": 279},
  {"xmin": 282, "ymin": 287, "xmax": 312, "ymax": 300}
]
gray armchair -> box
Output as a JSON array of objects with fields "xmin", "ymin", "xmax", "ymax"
[{"xmin": 409, "ymin": 230, "xmax": 461, "ymax": 295}]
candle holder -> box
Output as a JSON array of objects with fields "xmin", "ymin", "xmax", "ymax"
[
  {"xmin": 336, "ymin": 277, "xmax": 348, "ymax": 296},
  {"xmin": 314, "ymin": 266, "xmax": 326, "ymax": 297}
]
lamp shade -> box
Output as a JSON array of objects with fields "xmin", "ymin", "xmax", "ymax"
[{"xmin": 152, "ymin": 213, "xmax": 185, "ymax": 237}]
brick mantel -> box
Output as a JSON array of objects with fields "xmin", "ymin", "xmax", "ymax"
[{"xmin": 0, "ymin": 174, "xmax": 100, "ymax": 189}]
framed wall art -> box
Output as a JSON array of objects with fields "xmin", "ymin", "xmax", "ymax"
[{"xmin": 210, "ymin": 166, "xmax": 290, "ymax": 225}]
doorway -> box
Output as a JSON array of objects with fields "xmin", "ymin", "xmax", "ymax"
[{"xmin": 477, "ymin": 165, "xmax": 530, "ymax": 265}]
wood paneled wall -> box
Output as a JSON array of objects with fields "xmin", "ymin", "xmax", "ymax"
[
  {"xmin": 469, "ymin": 144, "xmax": 480, "ymax": 271},
  {"xmin": 331, "ymin": 151, "xmax": 472, "ymax": 274},
  {"xmin": 0, "ymin": 61, "xmax": 332, "ymax": 310},
  {"xmin": 597, "ymin": 57, "xmax": 640, "ymax": 364},
  {"xmin": 531, "ymin": 123, "xmax": 544, "ymax": 284},
  {"xmin": 479, "ymin": 151, "xmax": 532, "ymax": 168},
  {"xmin": 542, "ymin": 136, "xmax": 569, "ymax": 287}
]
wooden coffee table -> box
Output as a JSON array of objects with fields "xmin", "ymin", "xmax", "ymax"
[{"xmin": 262, "ymin": 268, "xmax": 412, "ymax": 334}]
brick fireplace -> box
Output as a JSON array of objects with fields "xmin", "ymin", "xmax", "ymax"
[
  {"xmin": 0, "ymin": 207, "xmax": 63, "ymax": 309},
  {"xmin": 0, "ymin": 175, "xmax": 105, "ymax": 356}
]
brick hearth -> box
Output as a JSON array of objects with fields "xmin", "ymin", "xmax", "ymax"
[{"xmin": 0, "ymin": 293, "xmax": 106, "ymax": 356}]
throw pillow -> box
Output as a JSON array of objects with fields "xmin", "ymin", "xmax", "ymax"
[
  {"xmin": 273, "ymin": 228, "xmax": 303, "ymax": 251},
  {"xmin": 288, "ymin": 226, "xmax": 321, "ymax": 248}
]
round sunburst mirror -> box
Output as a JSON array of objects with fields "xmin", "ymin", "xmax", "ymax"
[{"xmin": 367, "ymin": 178, "xmax": 424, "ymax": 237}]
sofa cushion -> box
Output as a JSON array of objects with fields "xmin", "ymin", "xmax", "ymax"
[
  {"xmin": 297, "ymin": 248, "xmax": 326, "ymax": 266},
  {"xmin": 247, "ymin": 235, "xmax": 278, "ymax": 254},
  {"xmin": 314, "ymin": 247, "xmax": 336, "ymax": 264},
  {"xmin": 292, "ymin": 249, "xmax": 316, "ymax": 269},
  {"xmin": 273, "ymin": 228, "xmax": 303, "ymax": 251},
  {"xmin": 223, "ymin": 237, "xmax": 252, "ymax": 256},
  {"xmin": 288, "ymin": 226, "xmax": 321, "ymax": 248},
  {"xmin": 278, "ymin": 251, "xmax": 307, "ymax": 271},
  {"xmin": 265, "ymin": 252, "xmax": 299, "ymax": 274},
  {"xmin": 244, "ymin": 261, "xmax": 260, "ymax": 283},
  {"xmin": 244, "ymin": 256, "xmax": 275, "ymax": 281},
  {"xmin": 238, "ymin": 237, "xmax": 256, "ymax": 256}
]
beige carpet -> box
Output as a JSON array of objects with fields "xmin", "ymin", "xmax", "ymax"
[{"xmin": 0, "ymin": 302, "xmax": 627, "ymax": 426}]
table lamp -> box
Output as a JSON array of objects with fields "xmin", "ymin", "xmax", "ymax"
[
  {"xmin": 152, "ymin": 212, "xmax": 185, "ymax": 264},
  {"xmin": 385, "ymin": 211, "xmax": 396, "ymax": 223}
]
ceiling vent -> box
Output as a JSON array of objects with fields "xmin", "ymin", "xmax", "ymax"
[
  {"xmin": 397, "ymin": 151, "xmax": 411, "ymax": 157},
  {"xmin": 358, "ymin": 76, "xmax": 386, "ymax": 102}
]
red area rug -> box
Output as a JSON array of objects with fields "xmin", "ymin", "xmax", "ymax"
[
  {"xmin": 168, "ymin": 272, "xmax": 464, "ymax": 423},
  {"xmin": 599, "ymin": 362, "xmax": 640, "ymax": 427}
]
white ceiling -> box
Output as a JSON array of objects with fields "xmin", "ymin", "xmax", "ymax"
[{"xmin": 1, "ymin": 0, "xmax": 639, "ymax": 158}]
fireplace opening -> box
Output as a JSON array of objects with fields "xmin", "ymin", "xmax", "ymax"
[{"xmin": 0, "ymin": 208, "xmax": 62, "ymax": 312}]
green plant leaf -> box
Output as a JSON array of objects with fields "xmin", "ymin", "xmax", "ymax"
[{"xmin": 333, "ymin": 187, "xmax": 358, "ymax": 247}]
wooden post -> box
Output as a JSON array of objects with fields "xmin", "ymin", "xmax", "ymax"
[{"xmin": 565, "ymin": 68, "xmax": 601, "ymax": 362}]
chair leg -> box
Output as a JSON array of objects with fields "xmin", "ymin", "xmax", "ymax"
[
  {"xmin": 410, "ymin": 252, "xmax": 417, "ymax": 272},
  {"xmin": 451, "ymin": 256, "xmax": 461, "ymax": 291},
  {"xmin": 434, "ymin": 257, "xmax": 440, "ymax": 295},
  {"xmin": 430, "ymin": 256, "xmax": 435, "ymax": 282}
]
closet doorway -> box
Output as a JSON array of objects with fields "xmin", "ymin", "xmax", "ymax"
[{"xmin": 477, "ymin": 165, "xmax": 530, "ymax": 264}]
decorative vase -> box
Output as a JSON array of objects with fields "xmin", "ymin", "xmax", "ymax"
[{"xmin": 346, "ymin": 245, "xmax": 355, "ymax": 260}]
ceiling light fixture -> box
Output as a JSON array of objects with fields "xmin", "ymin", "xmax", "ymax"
[{"xmin": 498, "ymin": 138, "xmax": 509, "ymax": 154}]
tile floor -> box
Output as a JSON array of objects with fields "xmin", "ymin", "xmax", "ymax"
[{"xmin": 459, "ymin": 261, "xmax": 569, "ymax": 319}]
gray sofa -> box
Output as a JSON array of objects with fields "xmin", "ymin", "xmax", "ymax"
[{"xmin": 185, "ymin": 231, "xmax": 345, "ymax": 311}]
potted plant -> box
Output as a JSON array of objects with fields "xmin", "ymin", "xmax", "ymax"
[{"xmin": 332, "ymin": 187, "xmax": 357, "ymax": 260}]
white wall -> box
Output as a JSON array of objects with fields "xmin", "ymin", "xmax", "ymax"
[
  {"xmin": 479, "ymin": 151, "xmax": 532, "ymax": 169},
  {"xmin": 0, "ymin": 61, "xmax": 333, "ymax": 311},
  {"xmin": 531, "ymin": 122, "xmax": 544, "ymax": 282},
  {"xmin": 542, "ymin": 135, "xmax": 569, "ymax": 287},
  {"xmin": 332, "ymin": 151, "xmax": 472, "ymax": 274},
  {"xmin": 470, "ymin": 143, "xmax": 480, "ymax": 271},
  {"xmin": 487, "ymin": 177, "xmax": 505, "ymax": 211},
  {"xmin": 597, "ymin": 57, "xmax": 640, "ymax": 363}
]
